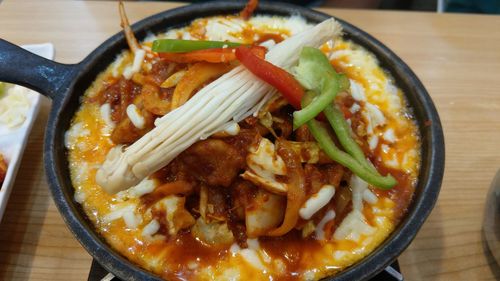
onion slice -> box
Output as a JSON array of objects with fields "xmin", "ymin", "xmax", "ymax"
[{"xmin": 266, "ymin": 139, "xmax": 306, "ymax": 236}]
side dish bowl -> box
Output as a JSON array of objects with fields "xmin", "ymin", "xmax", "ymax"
[{"xmin": 0, "ymin": 2, "xmax": 444, "ymax": 280}]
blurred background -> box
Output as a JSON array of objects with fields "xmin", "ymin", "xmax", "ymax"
[{"xmin": 122, "ymin": 0, "xmax": 500, "ymax": 14}]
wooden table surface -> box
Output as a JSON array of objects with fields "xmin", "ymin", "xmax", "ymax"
[{"xmin": 1, "ymin": 0, "xmax": 500, "ymax": 280}]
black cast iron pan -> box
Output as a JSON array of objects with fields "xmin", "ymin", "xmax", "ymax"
[{"xmin": 0, "ymin": 1, "xmax": 445, "ymax": 280}]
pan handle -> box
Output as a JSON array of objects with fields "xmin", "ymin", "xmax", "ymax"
[{"xmin": 0, "ymin": 39, "xmax": 78, "ymax": 101}]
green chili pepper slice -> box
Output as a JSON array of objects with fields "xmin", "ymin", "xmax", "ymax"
[
  {"xmin": 292, "ymin": 47, "xmax": 349, "ymax": 130},
  {"xmin": 302, "ymin": 91, "xmax": 396, "ymax": 189},
  {"xmin": 322, "ymin": 104, "xmax": 378, "ymax": 174},
  {"xmin": 307, "ymin": 119, "xmax": 397, "ymax": 189},
  {"xmin": 152, "ymin": 39, "xmax": 242, "ymax": 53},
  {"xmin": 293, "ymin": 76, "xmax": 340, "ymax": 130}
]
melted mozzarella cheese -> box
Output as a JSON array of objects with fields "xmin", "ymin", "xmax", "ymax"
[
  {"xmin": 300, "ymin": 185, "xmax": 336, "ymax": 220},
  {"xmin": 126, "ymin": 104, "xmax": 146, "ymax": 129}
]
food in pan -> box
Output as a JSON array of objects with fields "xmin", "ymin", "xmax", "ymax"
[{"xmin": 65, "ymin": 2, "xmax": 420, "ymax": 280}]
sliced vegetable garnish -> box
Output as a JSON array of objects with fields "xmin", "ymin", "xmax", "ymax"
[
  {"xmin": 159, "ymin": 46, "xmax": 266, "ymax": 63},
  {"xmin": 302, "ymin": 92, "xmax": 396, "ymax": 189},
  {"xmin": 152, "ymin": 39, "xmax": 242, "ymax": 53},
  {"xmin": 323, "ymin": 104, "xmax": 377, "ymax": 173},
  {"xmin": 307, "ymin": 119, "xmax": 396, "ymax": 189},
  {"xmin": 292, "ymin": 47, "xmax": 390, "ymax": 181},
  {"xmin": 291, "ymin": 46, "xmax": 390, "ymax": 184},
  {"xmin": 235, "ymin": 45, "xmax": 304, "ymax": 109},
  {"xmin": 292, "ymin": 47, "xmax": 349, "ymax": 129},
  {"xmin": 293, "ymin": 47, "xmax": 337, "ymax": 89},
  {"xmin": 292, "ymin": 77, "xmax": 341, "ymax": 130}
]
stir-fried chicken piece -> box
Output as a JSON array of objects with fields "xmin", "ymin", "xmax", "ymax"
[{"xmin": 179, "ymin": 139, "xmax": 245, "ymax": 187}]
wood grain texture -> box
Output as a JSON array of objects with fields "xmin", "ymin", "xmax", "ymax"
[{"xmin": 1, "ymin": 0, "xmax": 500, "ymax": 280}]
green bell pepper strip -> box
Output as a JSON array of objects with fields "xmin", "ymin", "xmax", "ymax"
[
  {"xmin": 292, "ymin": 46, "xmax": 381, "ymax": 173},
  {"xmin": 292, "ymin": 76, "xmax": 340, "ymax": 130},
  {"xmin": 293, "ymin": 47, "xmax": 337, "ymax": 89},
  {"xmin": 307, "ymin": 119, "xmax": 397, "ymax": 189},
  {"xmin": 152, "ymin": 39, "xmax": 242, "ymax": 53},
  {"xmin": 322, "ymin": 104, "xmax": 378, "ymax": 174},
  {"xmin": 292, "ymin": 47, "xmax": 349, "ymax": 130},
  {"xmin": 302, "ymin": 91, "xmax": 396, "ymax": 189}
]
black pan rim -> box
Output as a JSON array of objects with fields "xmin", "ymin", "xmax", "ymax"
[{"xmin": 43, "ymin": 1, "xmax": 445, "ymax": 280}]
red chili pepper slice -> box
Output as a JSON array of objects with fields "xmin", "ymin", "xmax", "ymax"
[{"xmin": 235, "ymin": 46, "xmax": 304, "ymax": 109}]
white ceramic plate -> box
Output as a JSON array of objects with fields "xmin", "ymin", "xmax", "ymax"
[{"xmin": 0, "ymin": 43, "xmax": 54, "ymax": 222}]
